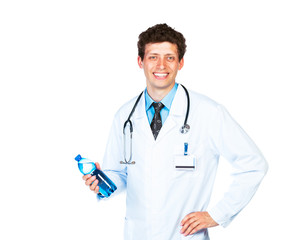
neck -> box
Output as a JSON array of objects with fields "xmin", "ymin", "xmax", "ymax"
[{"xmin": 146, "ymin": 83, "xmax": 175, "ymax": 102}]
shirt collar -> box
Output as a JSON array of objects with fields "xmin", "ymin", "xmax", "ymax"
[{"xmin": 145, "ymin": 83, "xmax": 179, "ymax": 111}]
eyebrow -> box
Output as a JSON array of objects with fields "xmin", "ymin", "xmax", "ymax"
[{"xmin": 148, "ymin": 53, "xmax": 176, "ymax": 56}]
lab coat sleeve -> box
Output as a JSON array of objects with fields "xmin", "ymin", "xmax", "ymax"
[
  {"xmin": 98, "ymin": 112, "xmax": 127, "ymax": 200},
  {"xmin": 207, "ymin": 104, "xmax": 268, "ymax": 227}
]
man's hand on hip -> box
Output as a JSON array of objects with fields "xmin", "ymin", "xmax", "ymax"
[{"xmin": 180, "ymin": 211, "xmax": 218, "ymax": 236}]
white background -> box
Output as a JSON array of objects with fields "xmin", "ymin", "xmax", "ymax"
[{"xmin": 0, "ymin": 0, "xmax": 295, "ymax": 239}]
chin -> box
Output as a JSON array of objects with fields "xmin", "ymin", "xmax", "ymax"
[{"xmin": 152, "ymin": 81, "xmax": 174, "ymax": 90}]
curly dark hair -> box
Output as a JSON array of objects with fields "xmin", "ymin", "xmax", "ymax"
[{"xmin": 137, "ymin": 23, "xmax": 186, "ymax": 62}]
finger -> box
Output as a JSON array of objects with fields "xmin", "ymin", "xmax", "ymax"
[
  {"xmin": 184, "ymin": 221, "xmax": 199, "ymax": 236},
  {"xmin": 95, "ymin": 162, "xmax": 101, "ymax": 170},
  {"xmin": 82, "ymin": 174, "xmax": 91, "ymax": 181},
  {"xmin": 180, "ymin": 217, "xmax": 199, "ymax": 234},
  {"xmin": 94, "ymin": 186, "xmax": 100, "ymax": 194},
  {"xmin": 181, "ymin": 212, "xmax": 196, "ymax": 226},
  {"xmin": 85, "ymin": 175, "xmax": 96, "ymax": 186},
  {"xmin": 187, "ymin": 223, "xmax": 206, "ymax": 236},
  {"xmin": 90, "ymin": 179, "xmax": 99, "ymax": 191},
  {"xmin": 180, "ymin": 218, "xmax": 194, "ymax": 233}
]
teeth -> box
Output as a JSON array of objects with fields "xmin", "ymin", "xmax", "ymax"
[{"xmin": 154, "ymin": 73, "xmax": 168, "ymax": 77}]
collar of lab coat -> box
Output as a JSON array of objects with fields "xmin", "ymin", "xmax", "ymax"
[
  {"xmin": 131, "ymin": 85, "xmax": 187, "ymax": 142},
  {"xmin": 132, "ymin": 84, "xmax": 187, "ymax": 120}
]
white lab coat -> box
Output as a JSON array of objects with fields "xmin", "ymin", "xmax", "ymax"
[{"xmin": 101, "ymin": 86, "xmax": 268, "ymax": 240}]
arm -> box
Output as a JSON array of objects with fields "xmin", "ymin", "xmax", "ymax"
[
  {"xmin": 207, "ymin": 104, "xmax": 268, "ymax": 227},
  {"xmin": 180, "ymin": 104, "xmax": 268, "ymax": 235}
]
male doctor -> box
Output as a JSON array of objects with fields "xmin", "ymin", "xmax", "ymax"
[{"xmin": 83, "ymin": 24, "xmax": 268, "ymax": 240}]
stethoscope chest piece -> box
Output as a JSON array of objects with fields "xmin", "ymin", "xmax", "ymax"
[{"xmin": 180, "ymin": 124, "xmax": 190, "ymax": 134}]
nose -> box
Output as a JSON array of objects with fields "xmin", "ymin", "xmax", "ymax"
[{"xmin": 157, "ymin": 57, "xmax": 166, "ymax": 70}]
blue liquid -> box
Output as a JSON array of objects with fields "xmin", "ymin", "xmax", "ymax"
[{"xmin": 75, "ymin": 154, "xmax": 117, "ymax": 198}]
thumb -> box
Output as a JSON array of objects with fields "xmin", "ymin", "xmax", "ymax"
[{"xmin": 95, "ymin": 162, "xmax": 101, "ymax": 170}]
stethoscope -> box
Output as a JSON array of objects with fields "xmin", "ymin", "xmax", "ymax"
[{"xmin": 120, "ymin": 84, "xmax": 190, "ymax": 164}]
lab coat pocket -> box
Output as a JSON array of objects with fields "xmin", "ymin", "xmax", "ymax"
[
  {"xmin": 174, "ymin": 155, "xmax": 197, "ymax": 171},
  {"xmin": 172, "ymin": 143, "xmax": 206, "ymax": 180}
]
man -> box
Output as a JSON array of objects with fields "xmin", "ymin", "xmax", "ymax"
[{"xmin": 83, "ymin": 23, "xmax": 268, "ymax": 240}]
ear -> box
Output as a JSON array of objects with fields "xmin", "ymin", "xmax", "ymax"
[
  {"xmin": 137, "ymin": 56, "xmax": 143, "ymax": 69},
  {"xmin": 178, "ymin": 58, "xmax": 184, "ymax": 70}
]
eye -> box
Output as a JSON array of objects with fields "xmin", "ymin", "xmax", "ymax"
[
  {"xmin": 149, "ymin": 56, "xmax": 157, "ymax": 61},
  {"xmin": 167, "ymin": 56, "xmax": 175, "ymax": 62}
]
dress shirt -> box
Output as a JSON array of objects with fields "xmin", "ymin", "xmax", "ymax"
[{"xmin": 145, "ymin": 83, "xmax": 178, "ymax": 124}]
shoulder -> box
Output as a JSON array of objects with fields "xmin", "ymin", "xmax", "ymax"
[
  {"xmin": 187, "ymin": 88, "xmax": 221, "ymax": 111},
  {"xmin": 186, "ymin": 88, "xmax": 236, "ymax": 128},
  {"xmin": 183, "ymin": 87, "xmax": 231, "ymax": 125},
  {"xmin": 113, "ymin": 93, "xmax": 143, "ymax": 121}
]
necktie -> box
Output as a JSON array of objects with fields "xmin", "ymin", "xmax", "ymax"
[{"xmin": 150, "ymin": 102, "xmax": 164, "ymax": 139}]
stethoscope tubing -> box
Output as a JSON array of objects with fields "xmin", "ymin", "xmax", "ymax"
[
  {"xmin": 180, "ymin": 84, "xmax": 190, "ymax": 128},
  {"xmin": 123, "ymin": 92, "xmax": 143, "ymax": 134},
  {"xmin": 121, "ymin": 84, "xmax": 190, "ymax": 164}
]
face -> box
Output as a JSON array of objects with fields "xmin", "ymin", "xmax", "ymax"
[{"xmin": 138, "ymin": 42, "xmax": 184, "ymax": 95}]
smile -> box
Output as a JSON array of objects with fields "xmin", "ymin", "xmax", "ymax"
[{"xmin": 153, "ymin": 73, "xmax": 169, "ymax": 79}]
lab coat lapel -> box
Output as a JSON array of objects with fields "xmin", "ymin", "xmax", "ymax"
[{"xmin": 132, "ymin": 93, "xmax": 155, "ymax": 141}]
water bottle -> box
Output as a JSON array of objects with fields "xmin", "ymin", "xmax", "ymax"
[{"xmin": 75, "ymin": 154, "xmax": 117, "ymax": 198}]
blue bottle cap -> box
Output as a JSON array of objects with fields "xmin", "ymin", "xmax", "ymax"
[{"xmin": 75, "ymin": 154, "xmax": 82, "ymax": 161}]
